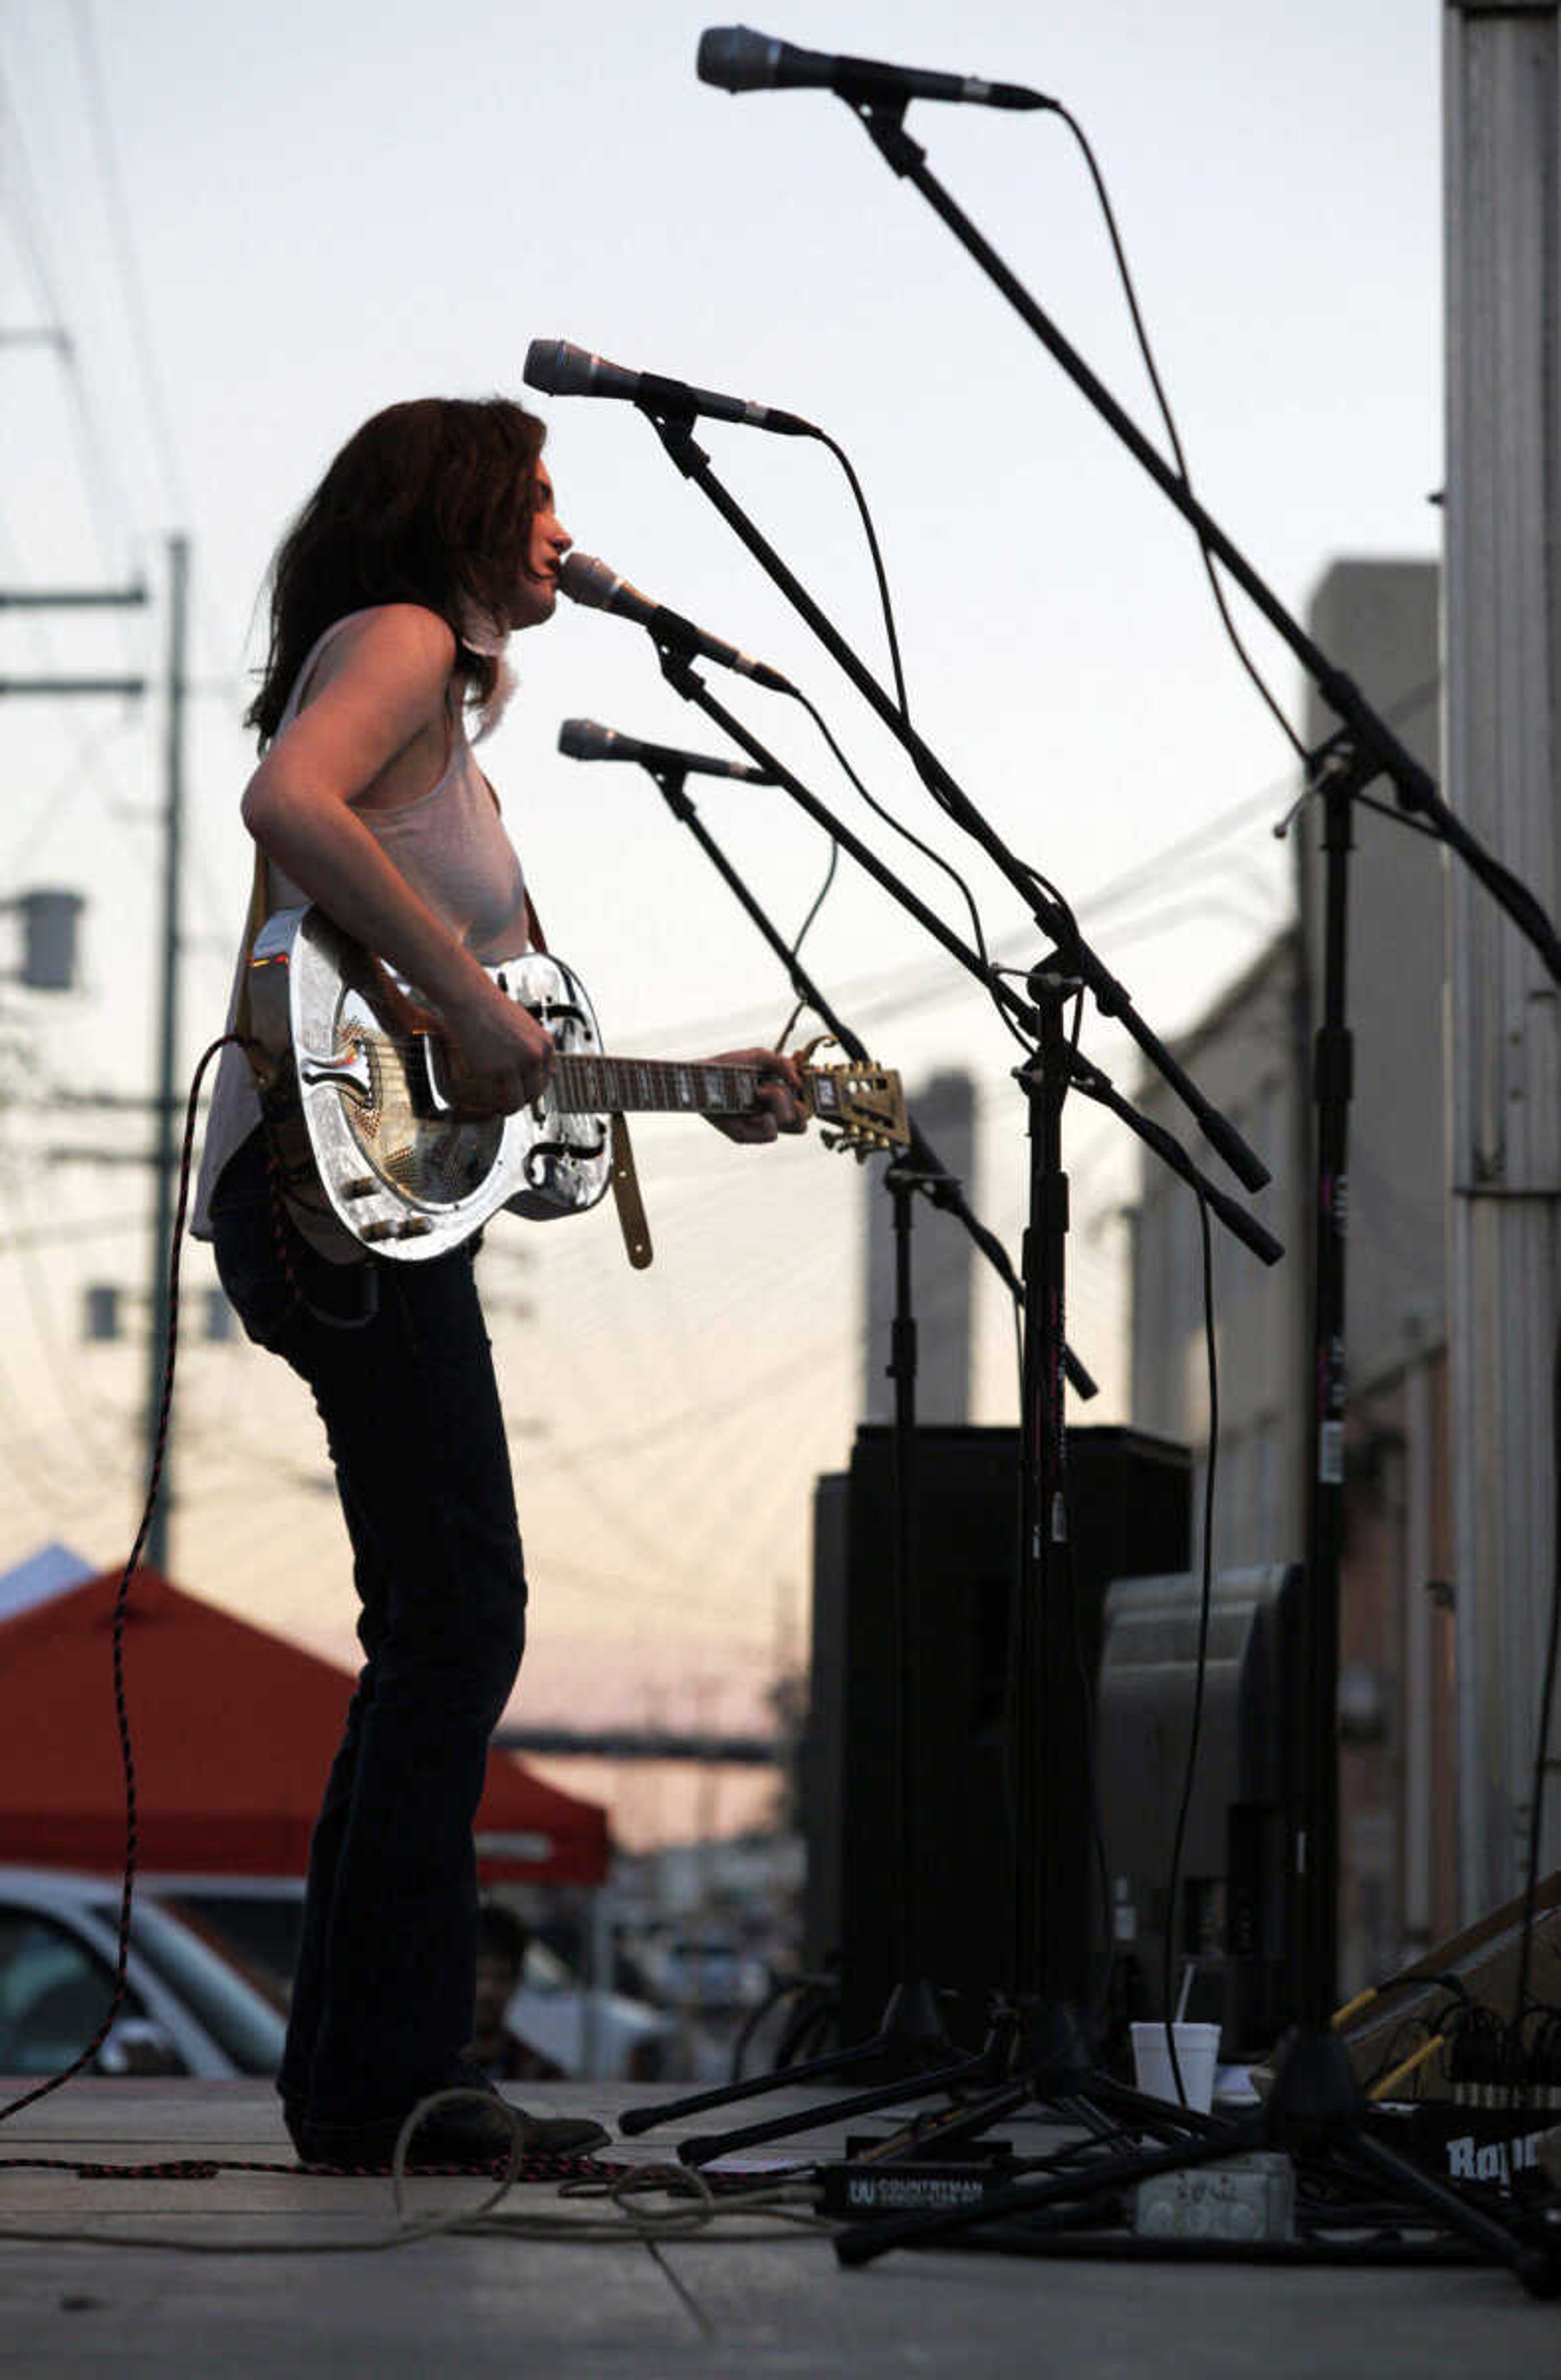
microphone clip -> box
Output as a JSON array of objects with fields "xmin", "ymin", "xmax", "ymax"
[
  {"xmin": 855, "ymin": 96, "xmax": 925, "ymax": 176},
  {"xmin": 657, "ymin": 644, "xmax": 704, "ymax": 701},
  {"xmin": 642, "ymin": 409, "xmax": 710, "ymax": 479},
  {"xmin": 649, "ymin": 764, "xmax": 698, "ymax": 823},
  {"xmin": 631, "ymin": 374, "xmax": 702, "ymax": 430}
]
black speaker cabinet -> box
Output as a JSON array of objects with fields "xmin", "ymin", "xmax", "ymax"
[{"xmin": 806, "ymin": 1423, "xmax": 1191, "ymax": 2047}]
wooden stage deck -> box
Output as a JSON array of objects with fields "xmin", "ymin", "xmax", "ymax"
[{"xmin": 0, "ymin": 2078, "xmax": 1554, "ymax": 2375}]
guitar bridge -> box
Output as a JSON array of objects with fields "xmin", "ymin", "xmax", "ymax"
[
  {"xmin": 525, "ymin": 1132, "xmax": 605, "ymax": 1189},
  {"xmin": 299, "ymin": 1036, "xmax": 374, "ymax": 1108}
]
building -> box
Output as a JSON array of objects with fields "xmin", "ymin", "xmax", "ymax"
[
  {"xmin": 861, "ymin": 1069, "xmax": 975, "ymax": 1426},
  {"xmin": 1128, "ymin": 556, "xmax": 1453, "ymax": 1995}
]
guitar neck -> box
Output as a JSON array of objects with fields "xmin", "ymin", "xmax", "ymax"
[{"xmin": 554, "ymin": 1053, "xmax": 779, "ymax": 1119}]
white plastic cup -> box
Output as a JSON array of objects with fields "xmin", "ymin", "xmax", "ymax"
[{"xmin": 1130, "ymin": 2021, "xmax": 1222, "ymax": 2113}]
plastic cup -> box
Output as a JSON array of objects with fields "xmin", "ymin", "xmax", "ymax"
[{"xmin": 1130, "ymin": 2021, "xmax": 1222, "ymax": 2112}]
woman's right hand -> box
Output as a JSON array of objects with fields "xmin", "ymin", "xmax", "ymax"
[{"xmin": 438, "ymin": 974, "xmax": 557, "ymax": 1115}]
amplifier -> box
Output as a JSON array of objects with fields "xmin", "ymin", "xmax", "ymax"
[{"xmin": 803, "ymin": 1423, "xmax": 1191, "ymax": 2046}]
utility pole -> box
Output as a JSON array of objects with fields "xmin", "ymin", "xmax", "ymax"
[
  {"xmin": 145, "ymin": 534, "xmax": 188, "ymax": 1576},
  {"xmin": 0, "ymin": 558, "xmax": 193, "ymax": 1576},
  {"xmin": 1444, "ymin": 0, "xmax": 1561, "ymax": 1915},
  {"xmin": 0, "ymin": 582, "xmax": 148, "ymax": 698}
]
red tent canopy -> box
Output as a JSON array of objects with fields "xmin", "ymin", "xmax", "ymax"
[{"xmin": 0, "ymin": 1568, "xmax": 609, "ymax": 1884}]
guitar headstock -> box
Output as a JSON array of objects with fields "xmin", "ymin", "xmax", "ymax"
[{"xmin": 795, "ymin": 1041, "xmax": 909, "ymax": 1161}]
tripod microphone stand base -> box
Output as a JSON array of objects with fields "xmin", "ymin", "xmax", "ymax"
[
  {"xmin": 834, "ymin": 2021, "xmax": 1561, "ymax": 2296},
  {"xmin": 615, "ymin": 1974, "xmax": 975, "ymax": 2148},
  {"xmin": 674, "ymin": 2033, "xmax": 1000, "ymax": 2169}
]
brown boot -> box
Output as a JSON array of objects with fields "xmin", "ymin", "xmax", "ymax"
[{"xmin": 287, "ymin": 2088, "xmax": 608, "ymax": 2169}]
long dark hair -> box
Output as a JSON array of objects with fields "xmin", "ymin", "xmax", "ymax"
[{"xmin": 246, "ymin": 396, "xmax": 547, "ymax": 745}]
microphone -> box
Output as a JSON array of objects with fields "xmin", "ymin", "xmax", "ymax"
[
  {"xmin": 559, "ymin": 719, "xmax": 775, "ymax": 783},
  {"xmin": 524, "ymin": 339, "xmax": 815, "ymax": 439},
  {"xmin": 697, "ymin": 26, "xmax": 1054, "ymax": 111},
  {"xmin": 557, "ymin": 552, "xmax": 796, "ymax": 696}
]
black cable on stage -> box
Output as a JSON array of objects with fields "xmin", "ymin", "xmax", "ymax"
[
  {"xmin": 1069, "ymin": 1433, "xmax": 1116, "ymax": 2038},
  {"xmin": 1058, "ymin": 981, "xmax": 1117, "ymax": 2032},
  {"xmin": 1157, "ymin": 1184, "xmax": 1220, "ymax": 2104},
  {"xmin": 0, "ymin": 1032, "xmax": 239, "ymax": 2129},
  {"xmin": 1280, "ymin": 769, "xmax": 1561, "ymax": 2116},
  {"xmin": 1509, "ymin": 1324, "xmax": 1561, "ymax": 2117}
]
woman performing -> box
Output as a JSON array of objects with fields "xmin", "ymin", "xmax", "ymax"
[{"xmin": 193, "ymin": 396, "xmax": 805, "ymax": 2168}]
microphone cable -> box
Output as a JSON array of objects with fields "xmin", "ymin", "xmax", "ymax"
[
  {"xmin": 789, "ymin": 687, "xmax": 1034, "ymax": 1055},
  {"xmin": 1154, "ymin": 1181, "xmax": 1220, "ymax": 2106},
  {"xmin": 1507, "ymin": 1323, "xmax": 1561, "ymax": 2123},
  {"xmin": 1044, "ymin": 101, "xmax": 1307, "ymax": 767},
  {"xmin": 771, "ymin": 830, "xmax": 841, "ymax": 1053},
  {"xmin": 1063, "ymin": 1061, "xmax": 1224, "ymax": 2099},
  {"xmin": 810, "ymin": 428, "xmax": 910, "ymax": 723},
  {"xmin": 763, "ymin": 426, "xmax": 1052, "ymax": 1037},
  {"xmin": 724, "ymin": 406, "xmax": 1085, "ymax": 1007},
  {"xmin": 0, "ymin": 1032, "xmax": 242, "ymax": 2132}
]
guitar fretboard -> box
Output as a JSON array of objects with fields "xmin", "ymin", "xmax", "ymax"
[{"xmin": 554, "ymin": 1054, "xmax": 770, "ymax": 1117}]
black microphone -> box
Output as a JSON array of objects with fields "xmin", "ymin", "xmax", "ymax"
[
  {"xmin": 557, "ymin": 552, "xmax": 796, "ymax": 696},
  {"xmin": 697, "ymin": 25, "xmax": 1053, "ymax": 111},
  {"xmin": 559, "ymin": 719, "xmax": 775, "ymax": 783},
  {"xmin": 525, "ymin": 339, "xmax": 815, "ymax": 439}
]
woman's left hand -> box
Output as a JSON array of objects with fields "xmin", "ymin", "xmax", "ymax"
[{"xmin": 706, "ymin": 1048, "xmax": 809, "ymax": 1143}]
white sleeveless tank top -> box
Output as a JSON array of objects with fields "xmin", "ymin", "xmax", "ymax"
[{"xmin": 191, "ymin": 608, "xmax": 531, "ymax": 1244}]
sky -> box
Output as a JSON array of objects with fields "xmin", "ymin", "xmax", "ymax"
[{"xmin": 0, "ymin": 1, "xmax": 1441, "ymax": 1841}]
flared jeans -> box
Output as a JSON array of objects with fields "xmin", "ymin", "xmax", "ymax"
[{"xmin": 210, "ymin": 1130, "xmax": 527, "ymax": 2119}]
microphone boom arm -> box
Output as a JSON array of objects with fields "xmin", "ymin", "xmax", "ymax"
[
  {"xmin": 635, "ymin": 748, "xmax": 1098, "ymax": 1398},
  {"xmin": 841, "ymin": 99, "xmax": 1558, "ymax": 982},
  {"xmin": 639, "ymin": 405, "xmax": 1278, "ymax": 1193},
  {"xmin": 655, "ymin": 646, "xmax": 1283, "ymax": 1271}
]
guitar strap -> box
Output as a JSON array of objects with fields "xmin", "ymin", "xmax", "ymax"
[
  {"xmin": 232, "ymin": 845, "xmax": 269, "ymax": 1059},
  {"xmin": 609, "ymin": 1113, "xmax": 654, "ymax": 1271},
  {"xmin": 526, "ymin": 889, "xmax": 653, "ymax": 1272},
  {"xmin": 233, "ymin": 848, "xmax": 355, "ymax": 1251}
]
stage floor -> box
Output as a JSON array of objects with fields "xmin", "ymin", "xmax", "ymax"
[{"xmin": 0, "ymin": 2078, "xmax": 1552, "ymax": 2375}]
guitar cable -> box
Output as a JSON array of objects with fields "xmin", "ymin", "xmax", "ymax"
[
  {"xmin": 0, "ymin": 1035, "xmax": 609, "ymax": 2225},
  {"xmin": 0, "ymin": 1031, "xmax": 242, "ymax": 2132},
  {"xmin": 0, "ymin": 1027, "xmax": 377, "ymax": 2139}
]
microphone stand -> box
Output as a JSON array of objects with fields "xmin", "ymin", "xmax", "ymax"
[
  {"xmin": 635, "ymin": 407, "xmax": 1275, "ymax": 1203},
  {"xmin": 612, "ymin": 754, "xmax": 1094, "ymax": 2156},
  {"xmin": 628, "ymin": 658, "xmax": 1281, "ymax": 2171},
  {"xmin": 626, "ymin": 756, "xmax": 1096, "ymax": 1397},
  {"xmin": 756, "ymin": 92, "xmax": 1559, "ymax": 2282}
]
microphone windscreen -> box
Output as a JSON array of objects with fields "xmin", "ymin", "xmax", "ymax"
[
  {"xmin": 558, "ymin": 719, "xmax": 617, "ymax": 761},
  {"xmin": 556, "ymin": 553, "xmax": 617, "ymax": 609},
  {"xmin": 696, "ymin": 26, "xmax": 776, "ymax": 92},
  {"xmin": 524, "ymin": 338, "xmax": 591, "ymax": 396}
]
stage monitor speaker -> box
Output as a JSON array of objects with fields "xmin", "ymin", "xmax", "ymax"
[
  {"xmin": 805, "ymin": 1423, "xmax": 1191, "ymax": 2047},
  {"xmin": 1097, "ymin": 1563, "xmax": 1304, "ymax": 2056}
]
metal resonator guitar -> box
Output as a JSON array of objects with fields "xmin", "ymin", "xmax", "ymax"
[{"xmin": 245, "ymin": 906, "xmax": 909, "ymax": 1261}]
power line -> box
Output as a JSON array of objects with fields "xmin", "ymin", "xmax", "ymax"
[
  {"xmin": 624, "ymin": 675, "xmax": 1439, "ymax": 1059},
  {"xmin": 0, "ymin": 518, "xmax": 158, "ymax": 875},
  {"xmin": 0, "ymin": 52, "xmax": 136, "ymax": 581},
  {"xmin": 66, "ymin": 1, "xmax": 250, "ymax": 702},
  {"xmin": 67, "ymin": 0, "xmax": 187, "ymax": 529}
]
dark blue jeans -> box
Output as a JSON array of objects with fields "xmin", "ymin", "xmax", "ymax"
[{"xmin": 210, "ymin": 1130, "xmax": 527, "ymax": 2120}]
